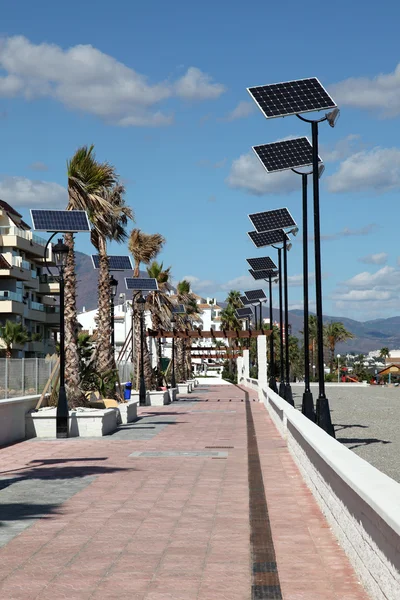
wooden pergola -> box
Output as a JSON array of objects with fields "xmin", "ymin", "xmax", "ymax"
[{"xmin": 146, "ymin": 328, "xmax": 270, "ymax": 339}]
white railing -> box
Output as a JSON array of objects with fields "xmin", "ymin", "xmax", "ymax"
[
  {"xmin": 0, "ymin": 226, "xmax": 47, "ymax": 247},
  {"xmin": 31, "ymin": 301, "xmax": 44, "ymax": 312},
  {"xmin": 0, "ymin": 290, "xmax": 23, "ymax": 302}
]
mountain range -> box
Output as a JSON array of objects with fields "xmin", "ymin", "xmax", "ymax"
[{"xmin": 75, "ymin": 251, "xmax": 399, "ymax": 355}]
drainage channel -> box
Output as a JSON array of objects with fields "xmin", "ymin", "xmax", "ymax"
[{"xmin": 246, "ymin": 397, "xmax": 282, "ymax": 600}]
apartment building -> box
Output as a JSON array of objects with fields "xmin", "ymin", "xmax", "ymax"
[{"xmin": 0, "ymin": 200, "xmax": 60, "ymax": 357}]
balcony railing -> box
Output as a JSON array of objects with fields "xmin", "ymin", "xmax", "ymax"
[
  {"xmin": 31, "ymin": 301, "xmax": 45, "ymax": 312},
  {"xmin": 31, "ymin": 270, "xmax": 37, "ymax": 279},
  {"xmin": 39, "ymin": 274, "xmax": 58, "ymax": 284},
  {"xmin": 0, "ymin": 226, "xmax": 47, "ymax": 247},
  {"xmin": 0, "ymin": 291, "xmax": 23, "ymax": 302},
  {"xmin": 10, "ymin": 256, "xmax": 31, "ymax": 270},
  {"xmin": 45, "ymin": 306, "xmax": 60, "ymax": 314}
]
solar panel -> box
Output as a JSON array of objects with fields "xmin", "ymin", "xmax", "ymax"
[
  {"xmin": 236, "ymin": 307, "xmax": 253, "ymax": 319},
  {"xmin": 246, "ymin": 256, "xmax": 277, "ymax": 271},
  {"xmin": 249, "ymin": 269, "xmax": 279, "ymax": 280},
  {"xmin": 253, "ymin": 137, "xmax": 322, "ymax": 173},
  {"xmin": 249, "ymin": 208, "xmax": 296, "ymax": 233},
  {"xmin": 125, "ymin": 278, "xmax": 158, "ymax": 291},
  {"xmin": 172, "ymin": 304, "xmax": 186, "ymax": 314},
  {"xmin": 91, "ymin": 255, "xmax": 133, "ymax": 271},
  {"xmin": 31, "ymin": 210, "xmax": 90, "ymax": 232},
  {"xmin": 240, "ymin": 295, "xmax": 252, "ymax": 306},
  {"xmin": 247, "ymin": 77, "xmax": 336, "ymax": 120},
  {"xmin": 244, "ymin": 289, "xmax": 267, "ymax": 302},
  {"xmin": 248, "ymin": 229, "xmax": 290, "ymax": 248}
]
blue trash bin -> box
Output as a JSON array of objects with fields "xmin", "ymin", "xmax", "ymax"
[{"xmin": 124, "ymin": 382, "xmax": 132, "ymax": 400}]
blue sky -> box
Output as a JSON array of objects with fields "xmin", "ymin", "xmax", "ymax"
[{"xmin": 1, "ymin": 0, "xmax": 400, "ymax": 320}]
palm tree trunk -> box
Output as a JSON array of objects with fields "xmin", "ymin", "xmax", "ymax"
[
  {"xmin": 132, "ymin": 308, "xmax": 154, "ymax": 390},
  {"xmin": 176, "ymin": 338, "xmax": 184, "ymax": 382},
  {"xmin": 151, "ymin": 313, "xmax": 163, "ymax": 387},
  {"xmin": 96, "ymin": 237, "xmax": 114, "ymax": 375},
  {"xmin": 63, "ymin": 233, "xmax": 82, "ymax": 404}
]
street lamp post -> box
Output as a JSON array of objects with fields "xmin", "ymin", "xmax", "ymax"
[
  {"xmin": 274, "ymin": 247, "xmax": 285, "ymax": 398},
  {"xmin": 53, "ymin": 239, "xmax": 69, "ymax": 439},
  {"xmin": 109, "ymin": 275, "xmax": 118, "ymax": 358},
  {"xmin": 171, "ymin": 315, "xmax": 176, "ymax": 389},
  {"xmin": 136, "ymin": 294, "xmax": 147, "ymax": 406},
  {"xmin": 337, "ymin": 354, "xmax": 341, "ymax": 384},
  {"xmin": 267, "ymin": 274, "xmax": 278, "ymax": 393}
]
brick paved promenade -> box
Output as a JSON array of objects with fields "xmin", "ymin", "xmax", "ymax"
[{"xmin": 0, "ymin": 384, "xmax": 368, "ymax": 600}]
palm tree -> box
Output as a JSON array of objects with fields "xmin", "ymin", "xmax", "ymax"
[
  {"xmin": 220, "ymin": 305, "xmax": 241, "ymax": 375},
  {"xmin": 176, "ymin": 280, "xmax": 201, "ymax": 381},
  {"xmin": 128, "ymin": 230, "xmax": 166, "ymax": 389},
  {"xmin": 0, "ymin": 321, "xmax": 30, "ymax": 358},
  {"xmin": 65, "ymin": 145, "xmax": 117, "ymax": 402},
  {"xmin": 91, "ymin": 184, "xmax": 133, "ymax": 375},
  {"xmin": 324, "ymin": 321, "xmax": 354, "ymax": 372},
  {"xmin": 226, "ymin": 290, "xmax": 242, "ymax": 309},
  {"xmin": 380, "ymin": 347, "xmax": 390, "ymax": 362},
  {"xmin": 146, "ymin": 261, "xmax": 173, "ymax": 386}
]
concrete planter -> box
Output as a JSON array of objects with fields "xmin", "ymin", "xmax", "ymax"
[
  {"xmin": 177, "ymin": 383, "xmax": 191, "ymax": 394},
  {"xmin": 130, "ymin": 391, "xmax": 150, "ymax": 406},
  {"xmin": 148, "ymin": 391, "xmax": 170, "ymax": 406},
  {"xmin": 26, "ymin": 407, "xmax": 118, "ymax": 438},
  {"xmin": 117, "ymin": 401, "xmax": 138, "ymax": 424}
]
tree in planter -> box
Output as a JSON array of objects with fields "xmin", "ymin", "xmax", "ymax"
[
  {"xmin": 175, "ymin": 280, "xmax": 201, "ymax": 381},
  {"xmin": 90, "ymin": 183, "xmax": 133, "ymax": 377},
  {"xmin": 220, "ymin": 304, "xmax": 241, "ymax": 376},
  {"xmin": 128, "ymin": 229, "xmax": 165, "ymax": 389},
  {"xmin": 0, "ymin": 321, "xmax": 30, "ymax": 358},
  {"xmin": 65, "ymin": 145, "xmax": 117, "ymax": 404}
]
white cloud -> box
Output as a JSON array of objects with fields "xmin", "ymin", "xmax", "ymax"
[
  {"xmin": 226, "ymin": 151, "xmax": 298, "ymax": 195},
  {"xmin": 0, "ymin": 36, "xmax": 225, "ymax": 127},
  {"xmin": 330, "ymin": 64, "xmax": 400, "ymax": 118},
  {"xmin": 326, "ymin": 147, "xmax": 400, "ymax": 193},
  {"xmin": 225, "ymin": 101, "xmax": 255, "ymax": 121},
  {"xmin": 332, "ymin": 289, "xmax": 395, "ymax": 302},
  {"xmin": 182, "ymin": 275, "xmax": 215, "ymax": 292},
  {"xmin": 344, "ymin": 266, "xmax": 400, "ymax": 290},
  {"xmin": 359, "ymin": 252, "xmax": 388, "ymax": 265},
  {"xmin": 0, "ymin": 176, "xmax": 67, "ymax": 207},
  {"xmin": 220, "ymin": 274, "xmax": 255, "ymax": 291},
  {"xmin": 320, "ymin": 134, "xmax": 363, "ymax": 162},
  {"xmin": 29, "ymin": 161, "xmax": 48, "ymax": 172}
]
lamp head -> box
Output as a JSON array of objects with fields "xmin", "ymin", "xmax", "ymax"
[
  {"xmin": 109, "ymin": 275, "xmax": 118, "ymax": 298},
  {"xmin": 53, "ymin": 238, "xmax": 68, "ymax": 270},
  {"xmin": 318, "ymin": 163, "xmax": 325, "ymax": 178},
  {"xmin": 136, "ymin": 294, "xmax": 146, "ymax": 314},
  {"xmin": 289, "ymin": 227, "xmax": 299, "ymax": 237},
  {"xmin": 326, "ymin": 107, "xmax": 340, "ymax": 128},
  {"xmin": 286, "ymin": 243, "xmax": 292, "ymax": 252}
]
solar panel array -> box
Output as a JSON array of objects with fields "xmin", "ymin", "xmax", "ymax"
[
  {"xmin": 240, "ymin": 295, "xmax": 252, "ymax": 306},
  {"xmin": 247, "ymin": 77, "xmax": 336, "ymax": 119},
  {"xmin": 253, "ymin": 137, "xmax": 321, "ymax": 173},
  {"xmin": 91, "ymin": 255, "xmax": 133, "ymax": 271},
  {"xmin": 249, "ymin": 208, "xmax": 296, "ymax": 233},
  {"xmin": 246, "ymin": 256, "xmax": 277, "ymax": 271},
  {"xmin": 248, "ymin": 229, "xmax": 289, "ymax": 248},
  {"xmin": 249, "ymin": 268, "xmax": 279, "ymax": 280},
  {"xmin": 172, "ymin": 304, "xmax": 186, "ymax": 314},
  {"xmin": 244, "ymin": 289, "xmax": 267, "ymax": 302},
  {"xmin": 125, "ymin": 278, "xmax": 158, "ymax": 291},
  {"xmin": 31, "ymin": 210, "xmax": 90, "ymax": 232},
  {"xmin": 236, "ymin": 307, "xmax": 253, "ymax": 319}
]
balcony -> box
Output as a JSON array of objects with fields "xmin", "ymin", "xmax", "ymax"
[
  {"xmin": 38, "ymin": 274, "xmax": 60, "ymax": 295},
  {"xmin": 0, "ymin": 226, "xmax": 49, "ymax": 259},
  {"xmin": 0, "ymin": 290, "xmax": 23, "ymax": 302},
  {"xmin": 0, "ymin": 291, "xmax": 24, "ymax": 316}
]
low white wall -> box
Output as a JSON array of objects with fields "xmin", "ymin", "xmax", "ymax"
[
  {"xmin": 263, "ymin": 386, "xmax": 400, "ymax": 600},
  {"xmin": 0, "ymin": 395, "xmax": 42, "ymax": 446}
]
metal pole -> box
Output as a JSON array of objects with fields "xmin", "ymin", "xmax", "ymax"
[
  {"xmin": 301, "ymin": 173, "xmax": 315, "ymax": 420},
  {"xmin": 110, "ymin": 294, "xmax": 115, "ymax": 359},
  {"xmin": 337, "ymin": 356, "xmax": 340, "ymax": 384},
  {"xmin": 277, "ymin": 248, "xmax": 285, "ymax": 398},
  {"xmin": 139, "ymin": 307, "xmax": 146, "ymax": 406},
  {"xmin": 158, "ymin": 338, "xmax": 163, "ymax": 387},
  {"xmin": 182, "ymin": 337, "xmax": 186, "ymax": 381},
  {"xmin": 259, "ymin": 301, "xmax": 262, "ymax": 330},
  {"xmin": 283, "ymin": 238, "xmax": 294, "ymax": 406},
  {"xmin": 268, "ymin": 276, "xmax": 277, "ymax": 392},
  {"xmin": 56, "ymin": 271, "xmax": 68, "ymax": 438},
  {"xmin": 311, "ymin": 120, "xmax": 335, "ymax": 437},
  {"xmin": 171, "ymin": 333, "xmax": 176, "ymax": 388}
]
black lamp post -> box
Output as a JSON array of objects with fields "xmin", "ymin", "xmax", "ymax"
[
  {"xmin": 267, "ymin": 274, "xmax": 278, "ymax": 393},
  {"xmin": 136, "ymin": 294, "xmax": 147, "ymax": 406},
  {"xmin": 273, "ymin": 247, "xmax": 285, "ymax": 398},
  {"xmin": 109, "ymin": 275, "xmax": 118, "ymax": 357},
  {"xmin": 53, "ymin": 238, "xmax": 69, "ymax": 439},
  {"xmin": 171, "ymin": 315, "xmax": 176, "ymax": 388}
]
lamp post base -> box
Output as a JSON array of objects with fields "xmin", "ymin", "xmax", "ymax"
[
  {"xmin": 56, "ymin": 385, "xmax": 68, "ymax": 439},
  {"xmin": 317, "ymin": 396, "xmax": 335, "ymax": 437},
  {"xmin": 284, "ymin": 383, "xmax": 294, "ymax": 406},
  {"xmin": 302, "ymin": 390, "xmax": 315, "ymax": 422},
  {"xmin": 171, "ymin": 374, "xmax": 176, "ymax": 389},
  {"xmin": 139, "ymin": 376, "xmax": 147, "ymax": 407},
  {"xmin": 269, "ymin": 376, "xmax": 278, "ymax": 394},
  {"xmin": 279, "ymin": 381, "xmax": 286, "ymax": 398}
]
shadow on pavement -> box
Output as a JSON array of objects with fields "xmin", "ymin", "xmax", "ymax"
[{"xmin": 338, "ymin": 437, "xmax": 391, "ymax": 450}]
